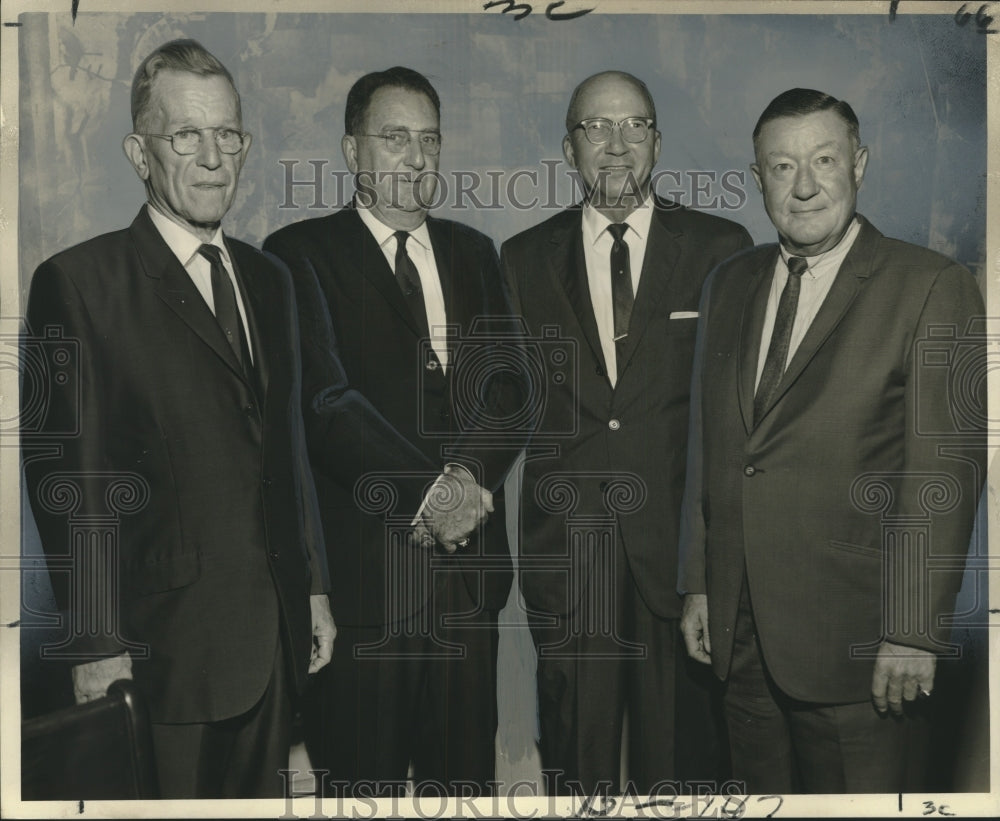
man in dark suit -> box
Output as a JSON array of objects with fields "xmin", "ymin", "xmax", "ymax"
[
  {"xmin": 23, "ymin": 39, "xmax": 335, "ymax": 799},
  {"xmin": 500, "ymin": 71, "xmax": 752, "ymax": 795},
  {"xmin": 263, "ymin": 67, "xmax": 528, "ymax": 795},
  {"xmin": 679, "ymin": 88, "xmax": 986, "ymax": 793}
]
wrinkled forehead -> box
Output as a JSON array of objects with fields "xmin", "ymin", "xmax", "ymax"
[
  {"xmin": 755, "ymin": 110, "xmax": 856, "ymax": 156},
  {"xmin": 147, "ymin": 70, "xmax": 241, "ymax": 126},
  {"xmin": 362, "ymin": 86, "xmax": 439, "ymax": 132}
]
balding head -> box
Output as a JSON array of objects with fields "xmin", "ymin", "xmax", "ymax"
[
  {"xmin": 565, "ymin": 71, "xmax": 656, "ymax": 132},
  {"xmin": 561, "ymin": 70, "xmax": 661, "ymax": 222}
]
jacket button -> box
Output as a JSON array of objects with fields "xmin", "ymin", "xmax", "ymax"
[
  {"xmin": 269, "ymin": 551, "xmax": 279, "ymax": 561},
  {"xmin": 744, "ymin": 465, "xmax": 756, "ymax": 477},
  {"xmin": 608, "ymin": 418, "xmax": 621, "ymax": 431},
  {"xmin": 244, "ymin": 403, "xmax": 255, "ymax": 414},
  {"xmin": 263, "ymin": 477, "xmax": 273, "ymax": 488},
  {"xmin": 426, "ymin": 359, "xmax": 439, "ymax": 371}
]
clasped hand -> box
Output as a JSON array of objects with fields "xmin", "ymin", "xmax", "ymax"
[{"xmin": 414, "ymin": 465, "xmax": 493, "ymax": 553}]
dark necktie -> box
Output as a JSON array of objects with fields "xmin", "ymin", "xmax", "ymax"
[
  {"xmin": 754, "ymin": 255, "xmax": 809, "ymax": 424},
  {"xmin": 198, "ymin": 244, "xmax": 250, "ymax": 373},
  {"xmin": 607, "ymin": 222, "xmax": 634, "ymax": 377},
  {"xmin": 393, "ymin": 231, "xmax": 430, "ymax": 339}
]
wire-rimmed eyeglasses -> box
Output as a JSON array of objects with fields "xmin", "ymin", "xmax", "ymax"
[
  {"xmin": 571, "ymin": 117, "xmax": 655, "ymax": 146},
  {"xmin": 139, "ymin": 127, "xmax": 248, "ymax": 155},
  {"xmin": 356, "ymin": 129, "xmax": 442, "ymax": 156}
]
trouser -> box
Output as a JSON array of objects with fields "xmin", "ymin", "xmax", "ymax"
[
  {"xmin": 528, "ymin": 543, "xmax": 726, "ymax": 796},
  {"xmin": 150, "ymin": 637, "xmax": 292, "ymax": 799},
  {"xmin": 302, "ymin": 574, "xmax": 499, "ymax": 797},
  {"xmin": 724, "ymin": 576, "xmax": 929, "ymax": 793}
]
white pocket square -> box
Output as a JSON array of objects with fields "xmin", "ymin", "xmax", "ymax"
[{"xmin": 669, "ymin": 311, "xmax": 699, "ymax": 319}]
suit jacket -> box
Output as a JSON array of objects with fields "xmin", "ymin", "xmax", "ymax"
[
  {"xmin": 500, "ymin": 197, "xmax": 752, "ymax": 619},
  {"xmin": 263, "ymin": 207, "xmax": 528, "ymax": 628},
  {"xmin": 23, "ymin": 207, "xmax": 327, "ymax": 724},
  {"xmin": 680, "ymin": 215, "xmax": 986, "ymax": 703}
]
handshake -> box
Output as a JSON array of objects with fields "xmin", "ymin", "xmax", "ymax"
[{"xmin": 413, "ymin": 464, "xmax": 494, "ymax": 553}]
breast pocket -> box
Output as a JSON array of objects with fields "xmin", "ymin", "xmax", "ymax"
[
  {"xmin": 662, "ymin": 311, "xmax": 698, "ymax": 338},
  {"xmin": 663, "ymin": 315, "xmax": 699, "ymax": 336}
]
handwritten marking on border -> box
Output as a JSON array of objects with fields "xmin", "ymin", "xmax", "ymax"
[{"xmin": 484, "ymin": 0, "xmax": 595, "ymax": 22}]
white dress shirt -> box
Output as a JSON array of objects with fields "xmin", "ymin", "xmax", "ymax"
[
  {"xmin": 581, "ymin": 195, "xmax": 654, "ymax": 386},
  {"xmin": 146, "ymin": 203, "xmax": 254, "ymax": 363},
  {"xmin": 754, "ymin": 216, "xmax": 862, "ymax": 390},
  {"xmin": 357, "ymin": 206, "xmax": 449, "ymax": 372},
  {"xmin": 355, "ymin": 209, "xmax": 467, "ymax": 526}
]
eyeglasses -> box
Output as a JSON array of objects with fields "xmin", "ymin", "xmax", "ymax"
[
  {"xmin": 571, "ymin": 117, "xmax": 655, "ymax": 146},
  {"xmin": 139, "ymin": 127, "xmax": 248, "ymax": 155},
  {"xmin": 357, "ymin": 129, "xmax": 442, "ymax": 156}
]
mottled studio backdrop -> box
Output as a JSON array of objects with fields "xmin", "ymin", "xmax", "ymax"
[{"xmin": 17, "ymin": 8, "xmax": 988, "ymax": 787}]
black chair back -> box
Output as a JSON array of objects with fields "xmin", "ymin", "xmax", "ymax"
[{"xmin": 21, "ymin": 679, "xmax": 159, "ymax": 800}]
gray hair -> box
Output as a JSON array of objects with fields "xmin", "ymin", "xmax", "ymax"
[{"xmin": 131, "ymin": 39, "xmax": 240, "ymax": 132}]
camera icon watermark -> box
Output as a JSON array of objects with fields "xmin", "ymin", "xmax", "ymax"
[
  {"xmin": 913, "ymin": 317, "xmax": 994, "ymax": 440},
  {"xmin": 418, "ymin": 317, "xmax": 578, "ymax": 440},
  {"xmin": 2, "ymin": 322, "xmax": 81, "ymax": 440}
]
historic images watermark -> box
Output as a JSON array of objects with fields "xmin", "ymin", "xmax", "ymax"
[
  {"xmin": 11, "ymin": 319, "xmax": 152, "ymax": 662},
  {"xmin": 277, "ymin": 161, "xmax": 749, "ymax": 213},
  {"xmin": 847, "ymin": 317, "xmax": 995, "ymax": 661},
  {"xmin": 277, "ymin": 771, "xmax": 763, "ymax": 819}
]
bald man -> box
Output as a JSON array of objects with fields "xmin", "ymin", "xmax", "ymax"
[{"xmin": 500, "ymin": 71, "xmax": 752, "ymax": 794}]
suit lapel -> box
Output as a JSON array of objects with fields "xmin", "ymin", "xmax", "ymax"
[
  {"xmin": 425, "ymin": 218, "xmax": 454, "ymax": 366},
  {"xmin": 756, "ymin": 220, "xmax": 876, "ymax": 422},
  {"xmin": 131, "ymin": 209, "xmax": 249, "ymax": 385},
  {"xmin": 737, "ymin": 249, "xmax": 777, "ymax": 434},
  {"xmin": 547, "ymin": 210, "xmax": 608, "ymax": 378},
  {"xmin": 615, "ymin": 204, "xmax": 683, "ymax": 378},
  {"xmin": 226, "ymin": 238, "xmax": 270, "ymax": 399},
  {"xmin": 343, "ymin": 209, "xmax": 425, "ymax": 338},
  {"xmin": 426, "ymin": 216, "xmax": 454, "ymax": 313}
]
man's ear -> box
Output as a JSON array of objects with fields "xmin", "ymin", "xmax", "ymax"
[
  {"xmin": 749, "ymin": 162, "xmax": 764, "ymax": 194},
  {"xmin": 562, "ymin": 133, "xmax": 577, "ymax": 170},
  {"xmin": 853, "ymin": 145, "xmax": 869, "ymax": 189},
  {"xmin": 123, "ymin": 134, "xmax": 150, "ymax": 181},
  {"xmin": 236, "ymin": 132, "xmax": 253, "ymax": 170},
  {"xmin": 342, "ymin": 134, "xmax": 359, "ymax": 174}
]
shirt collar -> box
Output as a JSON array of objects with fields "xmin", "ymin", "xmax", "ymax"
[
  {"xmin": 779, "ymin": 216, "xmax": 861, "ymax": 279},
  {"xmin": 146, "ymin": 203, "xmax": 227, "ymax": 268},
  {"xmin": 582, "ymin": 193, "xmax": 655, "ymax": 247},
  {"xmin": 357, "ymin": 204, "xmax": 433, "ymax": 254}
]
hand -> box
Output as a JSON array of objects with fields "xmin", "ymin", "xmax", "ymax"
[
  {"xmin": 71, "ymin": 653, "xmax": 133, "ymax": 704},
  {"xmin": 309, "ymin": 594, "xmax": 337, "ymax": 674},
  {"xmin": 680, "ymin": 593, "xmax": 712, "ymax": 664},
  {"xmin": 421, "ymin": 466, "xmax": 494, "ymax": 553},
  {"xmin": 871, "ymin": 640, "xmax": 936, "ymax": 716},
  {"xmin": 411, "ymin": 517, "xmax": 436, "ymax": 550}
]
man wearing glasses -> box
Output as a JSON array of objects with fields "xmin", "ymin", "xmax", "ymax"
[
  {"xmin": 23, "ymin": 40, "xmax": 334, "ymax": 797},
  {"xmin": 500, "ymin": 71, "xmax": 751, "ymax": 795},
  {"xmin": 264, "ymin": 67, "xmax": 527, "ymax": 794}
]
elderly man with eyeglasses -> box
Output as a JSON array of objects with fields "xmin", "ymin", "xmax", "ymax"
[
  {"xmin": 23, "ymin": 39, "xmax": 335, "ymax": 798},
  {"xmin": 499, "ymin": 71, "xmax": 752, "ymax": 796},
  {"xmin": 263, "ymin": 66, "xmax": 529, "ymax": 796}
]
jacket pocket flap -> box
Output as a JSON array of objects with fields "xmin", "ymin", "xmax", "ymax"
[{"xmin": 129, "ymin": 551, "xmax": 201, "ymax": 596}]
